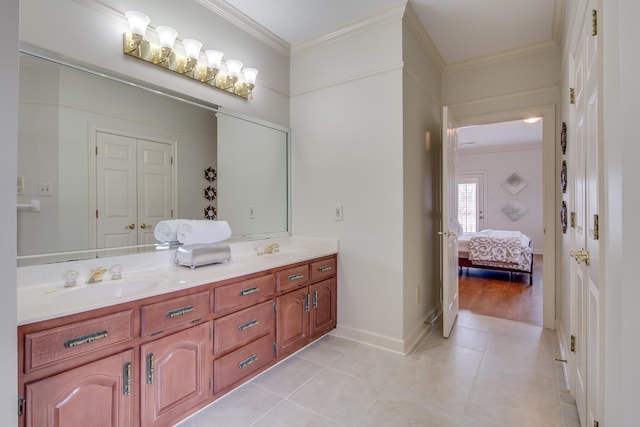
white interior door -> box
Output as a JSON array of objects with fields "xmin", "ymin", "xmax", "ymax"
[
  {"xmin": 96, "ymin": 132, "xmax": 137, "ymax": 249},
  {"xmin": 137, "ymin": 139, "xmax": 173, "ymax": 244},
  {"xmin": 441, "ymin": 107, "xmax": 459, "ymax": 338},
  {"xmin": 569, "ymin": 3, "xmax": 601, "ymax": 426}
]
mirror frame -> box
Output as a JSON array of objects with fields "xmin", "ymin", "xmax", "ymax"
[{"xmin": 17, "ymin": 49, "xmax": 291, "ymax": 266}]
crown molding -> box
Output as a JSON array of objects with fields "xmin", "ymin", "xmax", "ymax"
[
  {"xmin": 291, "ymin": 2, "xmax": 406, "ymax": 57},
  {"xmin": 195, "ymin": 0, "xmax": 291, "ymax": 57},
  {"xmin": 444, "ymin": 40, "xmax": 560, "ymax": 75},
  {"xmin": 403, "ymin": 1, "xmax": 446, "ymax": 73}
]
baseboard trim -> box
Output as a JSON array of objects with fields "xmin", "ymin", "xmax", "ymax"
[{"xmin": 555, "ymin": 318, "xmax": 572, "ymax": 392}]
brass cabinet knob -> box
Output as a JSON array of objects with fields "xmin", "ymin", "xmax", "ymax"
[
  {"xmin": 140, "ymin": 223, "xmax": 148, "ymax": 229},
  {"xmin": 127, "ymin": 224, "xmax": 135, "ymax": 229}
]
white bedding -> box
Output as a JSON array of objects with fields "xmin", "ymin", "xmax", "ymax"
[{"xmin": 459, "ymin": 229, "xmax": 532, "ymax": 272}]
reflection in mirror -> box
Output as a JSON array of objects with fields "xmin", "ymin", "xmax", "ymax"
[{"xmin": 17, "ymin": 52, "xmax": 290, "ymax": 266}]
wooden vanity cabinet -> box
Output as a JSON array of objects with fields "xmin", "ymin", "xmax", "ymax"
[
  {"xmin": 25, "ymin": 349, "xmax": 134, "ymax": 427},
  {"xmin": 18, "ymin": 254, "xmax": 337, "ymax": 427},
  {"xmin": 276, "ymin": 256, "xmax": 337, "ymax": 359},
  {"xmin": 140, "ymin": 322, "xmax": 210, "ymax": 427}
]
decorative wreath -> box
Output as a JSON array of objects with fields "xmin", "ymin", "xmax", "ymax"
[
  {"xmin": 560, "ymin": 201, "xmax": 568, "ymax": 234},
  {"xmin": 204, "ymin": 186, "xmax": 217, "ymax": 201},
  {"xmin": 561, "ymin": 161, "xmax": 567, "ymax": 193},
  {"xmin": 204, "ymin": 167, "xmax": 217, "ymax": 183},
  {"xmin": 561, "ymin": 122, "xmax": 567, "ymax": 155},
  {"xmin": 204, "ymin": 205, "xmax": 217, "ymax": 220}
]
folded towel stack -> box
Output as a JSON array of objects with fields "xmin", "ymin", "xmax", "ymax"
[
  {"xmin": 176, "ymin": 220, "xmax": 232, "ymax": 245},
  {"xmin": 154, "ymin": 219, "xmax": 190, "ymax": 243}
]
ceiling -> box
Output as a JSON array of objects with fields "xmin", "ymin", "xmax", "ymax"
[
  {"xmin": 215, "ymin": 0, "xmax": 557, "ymax": 147},
  {"xmin": 219, "ymin": 0, "xmax": 560, "ymax": 64}
]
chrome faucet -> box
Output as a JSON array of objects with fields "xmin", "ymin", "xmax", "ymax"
[
  {"xmin": 86, "ymin": 267, "xmax": 107, "ymax": 284},
  {"xmin": 264, "ymin": 243, "xmax": 280, "ymax": 254}
]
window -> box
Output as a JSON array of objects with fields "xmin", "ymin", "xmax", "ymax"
[{"xmin": 457, "ymin": 173, "xmax": 485, "ymax": 233}]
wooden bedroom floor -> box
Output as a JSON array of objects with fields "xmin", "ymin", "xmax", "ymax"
[{"xmin": 458, "ymin": 254, "xmax": 543, "ymax": 326}]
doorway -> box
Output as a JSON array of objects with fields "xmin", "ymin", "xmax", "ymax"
[{"xmin": 451, "ymin": 106, "xmax": 556, "ymax": 329}]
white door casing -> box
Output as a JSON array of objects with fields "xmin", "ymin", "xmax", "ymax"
[{"xmin": 441, "ymin": 107, "xmax": 459, "ymax": 338}]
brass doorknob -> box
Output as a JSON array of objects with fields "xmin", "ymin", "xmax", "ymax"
[
  {"xmin": 140, "ymin": 223, "xmax": 148, "ymax": 229},
  {"xmin": 438, "ymin": 231, "xmax": 456, "ymax": 237},
  {"xmin": 570, "ymin": 248, "xmax": 590, "ymax": 265},
  {"xmin": 127, "ymin": 224, "xmax": 135, "ymax": 229}
]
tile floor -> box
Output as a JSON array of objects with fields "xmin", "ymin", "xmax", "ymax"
[{"xmin": 177, "ymin": 310, "xmax": 581, "ymax": 427}]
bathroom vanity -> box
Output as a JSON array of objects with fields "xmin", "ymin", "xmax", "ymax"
[{"xmin": 16, "ymin": 241, "xmax": 337, "ymax": 427}]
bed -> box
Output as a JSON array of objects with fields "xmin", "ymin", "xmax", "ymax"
[{"xmin": 458, "ymin": 229, "xmax": 534, "ymax": 285}]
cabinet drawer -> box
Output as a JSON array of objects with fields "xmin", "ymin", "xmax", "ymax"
[
  {"xmin": 276, "ymin": 264, "xmax": 309, "ymax": 293},
  {"xmin": 310, "ymin": 258, "xmax": 337, "ymax": 282},
  {"xmin": 141, "ymin": 291, "xmax": 210, "ymax": 336},
  {"xmin": 24, "ymin": 310, "xmax": 134, "ymax": 372},
  {"xmin": 214, "ymin": 300, "xmax": 275, "ymax": 355},
  {"xmin": 214, "ymin": 332, "xmax": 275, "ymax": 394},
  {"xmin": 214, "ymin": 274, "xmax": 275, "ymax": 313}
]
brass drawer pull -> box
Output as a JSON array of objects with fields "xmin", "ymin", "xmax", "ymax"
[
  {"xmin": 288, "ymin": 273, "xmax": 304, "ymax": 281},
  {"xmin": 64, "ymin": 330, "xmax": 108, "ymax": 348},
  {"xmin": 238, "ymin": 354, "xmax": 258, "ymax": 369},
  {"xmin": 318, "ymin": 266, "xmax": 332, "ymax": 272},
  {"xmin": 238, "ymin": 319, "xmax": 259, "ymax": 331},
  {"xmin": 166, "ymin": 305, "xmax": 195, "ymax": 318},
  {"xmin": 239, "ymin": 286, "xmax": 259, "ymax": 296}
]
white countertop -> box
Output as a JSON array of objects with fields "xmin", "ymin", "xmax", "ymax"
[{"xmin": 17, "ymin": 236, "xmax": 338, "ymax": 325}]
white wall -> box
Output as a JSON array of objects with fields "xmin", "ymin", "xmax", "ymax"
[
  {"xmin": 19, "ymin": 0, "xmax": 290, "ymax": 127},
  {"xmin": 0, "ymin": 0, "xmax": 18, "ymax": 422},
  {"xmin": 291, "ymin": 13, "xmax": 407, "ymax": 350},
  {"xmin": 458, "ymin": 144, "xmax": 544, "ymax": 252}
]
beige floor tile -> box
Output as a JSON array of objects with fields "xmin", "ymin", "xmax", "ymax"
[
  {"xmin": 355, "ymin": 388, "xmax": 464, "ymax": 427},
  {"xmin": 251, "ymin": 400, "xmax": 341, "ymax": 427},
  {"xmin": 252, "ymin": 356, "xmax": 323, "ymax": 397},
  {"xmin": 478, "ymin": 352, "xmax": 559, "ymax": 395},
  {"xmin": 412, "ymin": 338, "xmax": 485, "ymax": 377},
  {"xmin": 287, "ymin": 367, "xmax": 383, "ymax": 425},
  {"xmin": 426, "ymin": 324, "xmax": 492, "ymax": 352},
  {"xmin": 177, "ymin": 383, "xmax": 281, "ymax": 427},
  {"xmin": 329, "ymin": 341, "xmax": 409, "ymax": 387},
  {"xmin": 295, "ymin": 340, "xmax": 344, "ymax": 366},
  {"xmin": 465, "ymin": 377, "xmax": 564, "ymax": 427}
]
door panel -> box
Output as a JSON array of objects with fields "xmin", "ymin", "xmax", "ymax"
[
  {"xmin": 441, "ymin": 107, "xmax": 459, "ymax": 338},
  {"xmin": 137, "ymin": 140, "xmax": 173, "ymax": 244}
]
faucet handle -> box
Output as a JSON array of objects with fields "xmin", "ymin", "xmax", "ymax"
[
  {"xmin": 62, "ymin": 270, "xmax": 78, "ymax": 287},
  {"xmin": 109, "ymin": 264, "xmax": 123, "ymax": 280}
]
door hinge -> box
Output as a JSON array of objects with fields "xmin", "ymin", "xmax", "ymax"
[
  {"xmin": 592, "ymin": 10, "xmax": 598, "ymax": 36},
  {"xmin": 273, "ymin": 342, "xmax": 277, "ymax": 354},
  {"xmin": 570, "ymin": 212, "xmax": 576, "ymax": 228},
  {"xmin": 569, "ymin": 88, "xmax": 576, "ymax": 104},
  {"xmin": 95, "ymin": 146, "xmax": 98, "ymax": 155},
  {"xmin": 171, "ymin": 209, "xmax": 174, "ymax": 218},
  {"xmin": 593, "ymin": 421, "xmax": 599, "ymax": 427},
  {"xmin": 96, "ymin": 209, "xmax": 99, "ymax": 219},
  {"xmin": 18, "ymin": 397, "xmax": 26, "ymax": 417},
  {"xmin": 593, "ymin": 214, "xmax": 599, "ymax": 240},
  {"xmin": 273, "ymin": 302, "xmax": 277, "ymax": 313},
  {"xmin": 571, "ymin": 335, "xmax": 576, "ymax": 352},
  {"xmin": 171, "ymin": 156, "xmax": 174, "ymax": 165}
]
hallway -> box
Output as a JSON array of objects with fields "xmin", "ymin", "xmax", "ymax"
[{"xmin": 178, "ymin": 310, "xmax": 579, "ymax": 426}]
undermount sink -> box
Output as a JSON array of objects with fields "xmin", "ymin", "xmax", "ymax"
[{"xmin": 51, "ymin": 279, "xmax": 160, "ymax": 301}]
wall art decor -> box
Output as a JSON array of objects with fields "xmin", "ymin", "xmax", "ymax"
[
  {"xmin": 501, "ymin": 173, "xmax": 528, "ymax": 196},
  {"xmin": 204, "ymin": 186, "xmax": 217, "ymax": 201},
  {"xmin": 204, "ymin": 205, "xmax": 217, "ymax": 220},
  {"xmin": 561, "ymin": 122, "xmax": 567, "ymax": 155},
  {"xmin": 561, "ymin": 160, "xmax": 567, "ymax": 193},
  {"xmin": 204, "ymin": 166, "xmax": 217, "ymax": 182},
  {"xmin": 502, "ymin": 199, "xmax": 528, "ymax": 221},
  {"xmin": 561, "ymin": 201, "xmax": 568, "ymax": 233}
]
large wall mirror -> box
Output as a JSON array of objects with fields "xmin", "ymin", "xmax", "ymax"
[{"xmin": 17, "ymin": 52, "xmax": 290, "ymax": 266}]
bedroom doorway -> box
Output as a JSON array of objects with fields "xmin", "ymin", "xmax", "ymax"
[{"xmin": 454, "ymin": 110, "xmax": 553, "ymax": 327}]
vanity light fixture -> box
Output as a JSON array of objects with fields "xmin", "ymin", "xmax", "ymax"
[{"xmin": 123, "ymin": 11, "xmax": 259, "ymax": 99}]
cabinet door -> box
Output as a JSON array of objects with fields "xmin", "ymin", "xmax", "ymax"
[
  {"xmin": 141, "ymin": 322, "xmax": 211, "ymax": 427},
  {"xmin": 25, "ymin": 350, "xmax": 134, "ymax": 427},
  {"xmin": 276, "ymin": 288, "xmax": 309, "ymax": 358},
  {"xmin": 310, "ymin": 278, "xmax": 337, "ymax": 339}
]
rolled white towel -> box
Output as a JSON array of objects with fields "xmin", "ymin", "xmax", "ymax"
[
  {"xmin": 177, "ymin": 220, "xmax": 232, "ymax": 245},
  {"xmin": 154, "ymin": 219, "xmax": 190, "ymax": 243}
]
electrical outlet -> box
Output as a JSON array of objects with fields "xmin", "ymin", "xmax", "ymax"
[
  {"xmin": 249, "ymin": 206, "xmax": 256, "ymax": 219},
  {"xmin": 38, "ymin": 182, "xmax": 53, "ymax": 196},
  {"xmin": 334, "ymin": 204, "xmax": 343, "ymax": 221}
]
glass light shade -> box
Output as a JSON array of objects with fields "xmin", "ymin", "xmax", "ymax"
[
  {"xmin": 242, "ymin": 68, "xmax": 259, "ymax": 85},
  {"xmin": 156, "ymin": 26, "xmax": 178, "ymax": 49},
  {"xmin": 205, "ymin": 50, "xmax": 224, "ymax": 68},
  {"xmin": 183, "ymin": 39, "xmax": 202, "ymax": 60},
  {"xmin": 523, "ymin": 117, "xmax": 542, "ymax": 124},
  {"xmin": 125, "ymin": 11, "xmax": 150, "ymax": 36},
  {"xmin": 226, "ymin": 59, "xmax": 243, "ymax": 77}
]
